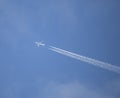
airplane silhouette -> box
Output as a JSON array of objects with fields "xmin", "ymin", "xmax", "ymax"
[{"xmin": 35, "ymin": 41, "xmax": 45, "ymax": 47}]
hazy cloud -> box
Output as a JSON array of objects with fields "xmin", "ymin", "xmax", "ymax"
[{"xmin": 39, "ymin": 81, "xmax": 113, "ymax": 98}]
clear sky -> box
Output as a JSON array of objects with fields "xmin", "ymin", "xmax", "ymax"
[{"xmin": 0, "ymin": 0, "xmax": 120, "ymax": 98}]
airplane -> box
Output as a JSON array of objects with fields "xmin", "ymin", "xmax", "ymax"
[{"xmin": 35, "ymin": 41, "xmax": 45, "ymax": 47}]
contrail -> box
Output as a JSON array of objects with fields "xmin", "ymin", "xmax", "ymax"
[{"xmin": 49, "ymin": 46, "xmax": 120, "ymax": 74}]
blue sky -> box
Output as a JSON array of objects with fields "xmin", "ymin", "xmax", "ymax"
[{"xmin": 0, "ymin": 0, "xmax": 120, "ymax": 98}]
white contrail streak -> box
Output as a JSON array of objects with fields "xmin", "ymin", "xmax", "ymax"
[{"xmin": 49, "ymin": 46, "xmax": 120, "ymax": 74}]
